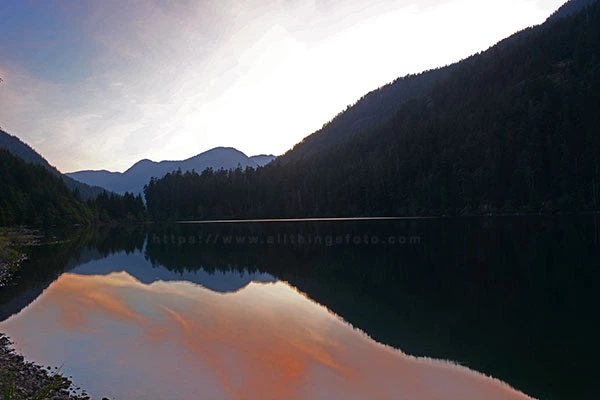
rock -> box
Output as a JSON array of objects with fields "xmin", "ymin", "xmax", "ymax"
[{"xmin": 0, "ymin": 332, "xmax": 91, "ymax": 400}]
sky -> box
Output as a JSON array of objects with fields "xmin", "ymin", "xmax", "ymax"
[{"xmin": 0, "ymin": 0, "xmax": 566, "ymax": 173}]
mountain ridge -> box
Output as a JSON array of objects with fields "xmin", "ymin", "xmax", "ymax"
[
  {"xmin": 279, "ymin": 0, "xmax": 599, "ymax": 165},
  {"xmin": 546, "ymin": 0, "xmax": 598, "ymax": 23},
  {"xmin": 0, "ymin": 129, "xmax": 107, "ymax": 200},
  {"xmin": 67, "ymin": 147, "xmax": 276, "ymax": 195}
]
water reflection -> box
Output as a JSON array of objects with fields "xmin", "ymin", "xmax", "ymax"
[
  {"xmin": 1, "ymin": 217, "xmax": 598, "ymax": 399},
  {"xmin": 0, "ymin": 225, "xmax": 146, "ymax": 322},
  {"xmin": 3, "ymin": 271, "xmax": 532, "ymax": 400},
  {"xmin": 144, "ymin": 218, "xmax": 600, "ymax": 400}
]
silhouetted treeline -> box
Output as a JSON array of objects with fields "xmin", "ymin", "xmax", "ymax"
[
  {"xmin": 0, "ymin": 150, "xmax": 145, "ymax": 225},
  {"xmin": 145, "ymin": 3, "xmax": 600, "ymax": 220},
  {"xmin": 88, "ymin": 191, "xmax": 146, "ymax": 223}
]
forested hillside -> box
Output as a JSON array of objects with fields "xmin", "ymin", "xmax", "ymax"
[
  {"xmin": 0, "ymin": 129, "xmax": 105, "ymax": 200},
  {"xmin": 282, "ymin": 0, "xmax": 598, "ymax": 164},
  {"xmin": 0, "ymin": 149, "xmax": 93, "ymax": 225},
  {"xmin": 0, "ymin": 150, "xmax": 145, "ymax": 226},
  {"xmin": 546, "ymin": 0, "xmax": 597, "ymax": 22},
  {"xmin": 146, "ymin": 2, "xmax": 600, "ymax": 220},
  {"xmin": 280, "ymin": 67, "xmax": 453, "ymax": 163}
]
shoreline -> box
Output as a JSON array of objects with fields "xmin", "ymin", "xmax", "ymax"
[
  {"xmin": 0, "ymin": 333, "xmax": 94, "ymax": 400},
  {"xmin": 0, "ymin": 229, "xmax": 106, "ymax": 400},
  {"xmin": 0, "ymin": 228, "xmax": 39, "ymax": 287},
  {"xmin": 166, "ymin": 211, "xmax": 600, "ymax": 224}
]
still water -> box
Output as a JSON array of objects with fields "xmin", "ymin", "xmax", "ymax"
[{"xmin": 0, "ymin": 217, "xmax": 598, "ymax": 399}]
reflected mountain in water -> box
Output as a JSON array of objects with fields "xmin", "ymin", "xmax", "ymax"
[
  {"xmin": 2, "ymin": 270, "xmax": 533, "ymax": 400},
  {"xmin": 1, "ymin": 217, "xmax": 598, "ymax": 399},
  {"xmin": 74, "ymin": 251, "xmax": 276, "ymax": 293},
  {"xmin": 0, "ymin": 226, "xmax": 146, "ymax": 322},
  {"xmin": 144, "ymin": 217, "xmax": 600, "ymax": 400},
  {"xmin": 1, "ymin": 226, "xmax": 275, "ymax": 323}
]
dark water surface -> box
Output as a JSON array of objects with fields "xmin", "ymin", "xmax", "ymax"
[{"xmin": 0, "ymin": 217, "xmax": 598, "ymax": 400}]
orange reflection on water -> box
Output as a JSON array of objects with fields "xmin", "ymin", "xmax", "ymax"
[
  {"xmin": 46, "ymin": 273, "xmax": 145, "ymax": 332},
  {"xmin": 3, "ymin": 272, "xmax": 535, "ymax": 400}
]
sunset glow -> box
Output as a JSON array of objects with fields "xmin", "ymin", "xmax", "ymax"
[
  {"xmin": 2, "ymin": 272, "xmax": 534, "ymax": 400},
  {"xmin": 0, "ymin": 0, "xmax": 565, "ymax": 172}
]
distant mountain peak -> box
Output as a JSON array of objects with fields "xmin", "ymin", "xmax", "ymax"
[
  {"xmin": 124, "ymin": 159, "xmax": 156, "ymax": 173},
  {"xmin": 67, "ymin": 147, "xmax": 276, "ymax": 194},
  {"xmin": 251, "ymin": 153, "xmax": 275, "ymax": 158},
  {"xmin": 250, "ymin": 154, "xmax": 276, "ymax": 167}
]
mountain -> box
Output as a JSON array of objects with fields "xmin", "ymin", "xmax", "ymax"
[
  {"xmin": 0, "ymin": 149, "xmax": 93, "ymax": 225},
  {"xmin": 546, "ymin": 0, "xmax": 597, "ymax": 23},
  {"xmin": 73, "ymin": 251, "xmax": 276, "ymax": 293},
  {"xmin": 0, "ymin": 130, "xmax": 55, "ymax": 168},
  {"xmin": 0, "ymin": 129, "xmax": 106, "ymax": 200},
  {"xmin": 144, "ymin": 0, "xmax": 600, "ymax": 220},
  {"xmin": 280, "ymin": 67, "xmax": 453, "ymax": 163},
  {"xmin": 280, "ymin": 0, "xmax": 598, "ymax": 165},
  {"xmin": 67, "ymin": 148, "xmax": 276, "ymax": 195},
  {"xmin": 0, "ymin": 147, "xmax": 145, "ymax": 225},
  {"xmin": 250, "ymin": 154, "xmax": 276, "ymax": 167}
]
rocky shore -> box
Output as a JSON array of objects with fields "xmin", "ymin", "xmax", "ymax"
[
  {"xmin": 0, "ymin": 333, "xmax": 94, "ymax": 400},
  {"xmin": 0, "ymin": 230, "xmax": 90, "ymax": 399},
  {"xmin": 0, "ymin": 229, "xmax": 107, "ymax": 400},
  {"xmin": 0, "ymin": 228, "xmax": 40, "ymax": 287},
  {"xmin": 0, "ymin": 253, "xmax": 26, "ymax": 287}
]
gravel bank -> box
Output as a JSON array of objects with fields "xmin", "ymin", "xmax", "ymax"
[
  {"xmin": 1, "ymin": 230, "xmax": 108, "ymax": 399},
  {"xmin": 0, "ymin": 228, "xmax": 38, "ymax": 287},
  {"xmin": 0, "ymin": 254, "xmax": 26, "ymax": 287},
  {"xmin": 0, "ymin": 333, "xmax": 95, "ymax": 399}
]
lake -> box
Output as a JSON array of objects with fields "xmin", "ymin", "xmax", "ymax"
[{"xmin": 0, "ymin": 217, "xmax": 598, "ymax": 399}]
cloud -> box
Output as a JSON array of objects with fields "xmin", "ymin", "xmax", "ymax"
[{"xmin": 0, "ymin": 0, "xmax": 566, "ymax": 172}]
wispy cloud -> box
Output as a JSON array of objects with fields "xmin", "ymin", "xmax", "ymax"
[{"xmin": 0, "ymin": 0, "xmax": 565, "ymax": 172}]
